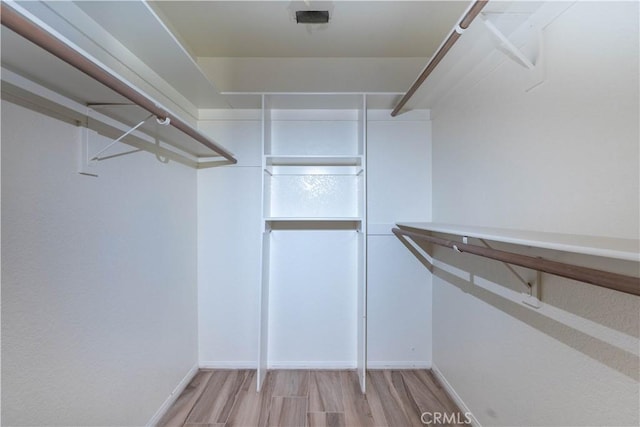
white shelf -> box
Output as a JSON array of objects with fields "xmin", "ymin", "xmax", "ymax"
[
  {"xmin": 0, "ymin": 5, "xmax": 235, "ymax": 161},
  {"xmin": 266, "ymin": 217, "xmax": 362, "ymax": 222},
  {"xmin": 266, "ymin": 155, "xmax": 362, "ymax": 167},
  {"xmin": 266, "ymin": 217, "xmax": 362, "ymax": 230},
  {"xmin": 396, "ymin": 222, "xmax": 640, "ymax": 262},
  {"xmin": 264, "ymin": 166, "xmax": 363, "ymax": 176}
]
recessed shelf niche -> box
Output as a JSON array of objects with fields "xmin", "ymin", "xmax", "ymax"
[{"xmin": 258, "ymin": 93, "xmax": 367, "ymax": 393}]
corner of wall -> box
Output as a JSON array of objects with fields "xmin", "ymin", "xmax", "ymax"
[
  {"xmin": 431, "ymin": 363, "xmax": 481, "ymax": 427},
  {"xmin": 146, "ymin": 363, "xmax": 200, "ymax": 427}
]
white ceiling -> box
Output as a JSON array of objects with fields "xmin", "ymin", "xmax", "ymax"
[
  {"xmin": 2, "ymin": 0, "xmax": 487, "ymax": 111},
  {"xmin": 150, "ymin": 1, "xmax": 471, "ymax": 58}
]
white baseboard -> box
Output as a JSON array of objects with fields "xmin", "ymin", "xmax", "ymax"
[
  {"xmin": 367, "ymin": 361, "xmax": 432, "ymax": 369},
  {"xmin": 431, "ymin": 363, "xmax": 481, "ymax": 427},
  {"xmin": 146, "ymin": 363, "xmax": 199, "ymax": 427},
  {"xmin": 199, "ymin": 361, "xmax": 257, "ymax": 369},
  {"xmin": 267, "ymin": 361, "xmax": 357, "ymax": 369},
  {"xmin": 198, "ymin": 361, "xmax": 433, "ymax": 370}
]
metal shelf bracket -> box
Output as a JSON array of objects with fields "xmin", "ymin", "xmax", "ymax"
[
  {"xmin": 522, "ymin": 270, "xmax": 542, "ymax": 309},
  {"xmin": 479, "ymin": 238, "xmax": 542, "ymax": 309},
  {"xmin": 480, "ymin": 13, "xmax": 546, "ymax": 92},
  {"xmin": 78, "ymin": 106, "xmax": 169, "ymax": 177}
]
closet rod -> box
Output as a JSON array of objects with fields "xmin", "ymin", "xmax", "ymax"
[
  {"xmin": 0, "ymin": 4, "xmax": 237, "ymax": 164},
  {"xmin": 392, "ymin": 227, "xmax": 640, "ymax": 297},
  {"xmin": 390, "ymin": 0, "xmax": 489, "ymax": 117}
]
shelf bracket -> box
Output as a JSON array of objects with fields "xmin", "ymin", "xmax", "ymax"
[
  {"xmin": 478, "ymin": 238, "xmax": 541, "ymax": 308},
  {"xmin": 78, "ymin": 107, "xmax": 169, "ymax": 176},
  {"xmin": 522, "ymin": 269, "xmax": 542, "ymax": 309},
  {"xmin": 481, "ymin": 15, "xmax": 535, "ymax": 70},
  {"xmin": 78, "ymin": 124, "xmax": 99, "ymax": 177},
  {"xmin": 480, "ymin": 13, "xmax": 546, "ymax": 91},
  {"xmin": 89, "ymin": 113, "xmax": 155, "ymax": 161}
]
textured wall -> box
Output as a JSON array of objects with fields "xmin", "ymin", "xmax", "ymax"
[
  {"xmin": 1, "ymin": 101, "xmax": 198, "ymax": 425},
  {"xmin": 430, "ymin": 2, "xmax": 639, "ymax": 426}
]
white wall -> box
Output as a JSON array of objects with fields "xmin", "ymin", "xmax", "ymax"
[
  {"xmin": 197, "ymin": 112, "xmax": 262, "ymax": 367},
  {"xmin": 1, "ymin": 101, "xmax": 198, "ymax": 425},
  {"xmin": 430, "ymin": 2, "xmax": 639, "ymax": 426},
  {"xmin": 366, "ymin": 111, "xmax": 433, "ymax": 367},
  {"xmin": 432, "ymin": 2, "xmax": 639, "ymax": 238},
  {"xmin": 268, "ymin": 229, "xmax": 358, "ymax": 367}
]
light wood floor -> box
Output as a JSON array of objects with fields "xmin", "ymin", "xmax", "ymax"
[{"xmin": 158, "ymin": 369, "xmax": 464, "ymax": 427}]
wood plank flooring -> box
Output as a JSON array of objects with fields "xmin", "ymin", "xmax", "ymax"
[{"xmin": 158, "ymin": 369, "xmax": 465, "ymax": 427}]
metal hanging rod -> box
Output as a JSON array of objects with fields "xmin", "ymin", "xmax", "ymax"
[
  {"xmin": 391, "ymin": 0, "xmax": 489, "ymax": 117},
  {"xmin": 392, "ymin": 227, "xmax": 640, "ymax": 297},
  {"xmin": 0, "ymin": 3, "xmax": 237, "ymax": 164}
]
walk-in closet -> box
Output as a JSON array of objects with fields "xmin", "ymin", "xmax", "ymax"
[{"xmin": 1, "ymin": 1, "xmax": 638, "ymax": 426}]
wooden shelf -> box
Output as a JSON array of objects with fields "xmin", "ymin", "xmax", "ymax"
[{"xmin": 397, "ymin": 222, "xmax": 640, "ymax": 262}]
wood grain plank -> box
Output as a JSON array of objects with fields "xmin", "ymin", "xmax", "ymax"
[
  {"xmin": 157, "ymin": 370, "xmax": 213, "ymax": 427},
  {"xmin": 271, "ymin": 370, "xmax": 309, "ymax": 397},
  {"xmin": 160, "ymin": 369, "xmax": 464, "ymax": 427},
  {"xmin": 186, "ymin": 370, "xmax": 249, "ymax": 424},
  {"xmin": 268, "ymin": 396, "xmax": 308, "ymax": 427},
  {"xmin": 367, "ymin": 370, "xmax": 412, "ymax": 427},
  {"xmin": 309, "ymin": 371, "xmax": 344, "ymax": 412},
  {"xmin": 227, "ymin": 370, "xmax": 274, "ymax": 427},
  {"xmin": 401, "ymin": 370, "xmax": 457, "ymax": 415},
  {"xmin": 218, "ymin": 369, "xmax": 251, "ymax": 423},
  {"xmin": 416, "ymin": 370, "xmax": 461, "ymax": 414},
  {"xmin": 402, "ymin": 371, "xmax": 459, "ymax": 422},
  {"xmin": 307, "ymin": 412, "xmax": 346, "ymax": 427},
  {"xmin": 389, "ymin": 371, "xmax": 425, "ymax": 427},
  {"xmin": 185, "ymin": 370, "xmax": 231, "ymax": 424},
  {"xmin": 363, "ymin": 371, "xmax": 389, "ymax": 427},
  {"xmin": 339, "ymin": 371, "xmax": 375, "ymax": 427}
]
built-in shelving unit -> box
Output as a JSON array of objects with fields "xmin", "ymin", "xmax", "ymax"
[
  {"xmin": 261, "ymin": 94, "xmax": 366, "ymax": 225},
  {"xmin": 258, "ymin": 94, "xmax": 367, "ymax": 392}
]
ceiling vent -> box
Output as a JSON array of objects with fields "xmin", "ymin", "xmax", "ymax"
[{"xmin": 295, "ymin": 10, "xmax": 330, "ymax": 24}]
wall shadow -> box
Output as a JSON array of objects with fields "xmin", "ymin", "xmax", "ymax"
[{"xmin": 394, "ymin": 232, "xmax": 640, "ymax": 381}]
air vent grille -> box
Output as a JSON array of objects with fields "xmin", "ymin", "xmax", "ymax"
[{"xmin": 295, "ymin": 10, "xmax": 330, "ymax": 24}]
